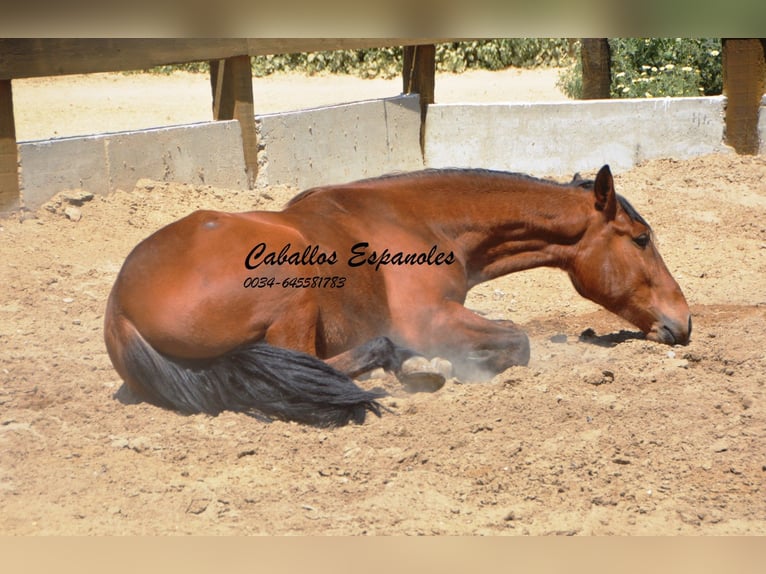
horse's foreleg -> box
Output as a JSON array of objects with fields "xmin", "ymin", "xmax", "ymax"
[{"xmin": 415, "ymin": 302, "xmax": 531, "ymax": 381}]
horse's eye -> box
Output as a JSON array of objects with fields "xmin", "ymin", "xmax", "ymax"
[{"xmin": 633, "ymin": 233, "xmax": 650, "ymax": 249}]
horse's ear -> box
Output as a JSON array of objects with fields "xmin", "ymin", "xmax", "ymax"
[{"xmin": 593, "ymin": 164, "xmax": 617, "ymax": 220}]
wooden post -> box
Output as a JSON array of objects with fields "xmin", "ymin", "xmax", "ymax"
[
  {"xmin": 402, "ymin": 44, "xmax": 436, "ymax": 155},
  {"xmin": 581, "ymin": 38, "xmax": 611, "ymax": 100},
  {"xmin": 0, "ymin": 79, "xmax": 20, "ymax": 212},
  {"xmin": 210, "ymin": 55, "xmax": 259, "ymax": 187},
  {"xmin": 723, "ymin": 39, "xmax": 766, "ymax": 155}
]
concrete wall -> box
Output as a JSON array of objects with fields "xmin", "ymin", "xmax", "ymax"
[
  {"xmin": 425, "ymin": 96, "xmax": 730, "ymax": 176},
  {"xmin": 255, "ymin": 95, "xmax": 423, "ymax": 189},
  {"xmin": 16, "ymin": 93, "xmax": 752, "ymax": 210},
  {"xmin": 19, "ymin": 120, "xmax": 249, "ymax": 209},
  {"xmin": 18, "ymin": 94, "xmax": 423, "ymax": 209}
]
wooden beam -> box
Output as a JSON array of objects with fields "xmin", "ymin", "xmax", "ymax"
[
  {"xmin": 0, "ymin": 38, "xmax": 446, "ymax": 80},
  {"xmin": 210, "ymin": 55, "xmax": 258, "ymax": 188},
  {"xmin": 723, "ymin": 39, "xmax": 766, "ymax": 154},
  {"xmin": 0, "ymin": 79, "xmax": 19, "ymax": 212},
  {"xmin": 245, "ymin": 38, "xmax": 445, "ymax": 57},
  {"xmin": 402, "ymin": 44, "xmax": 436, "ymax": 155}
]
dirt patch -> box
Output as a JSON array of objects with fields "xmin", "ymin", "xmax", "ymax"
[{"xmin": 1, "ymin": 152, "xmax": 765, "ymax": 535}]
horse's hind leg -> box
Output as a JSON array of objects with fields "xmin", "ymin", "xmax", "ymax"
[
  {"xmin": 325, "ymin": 336, "xmax": 414, "ymax": 378},
  {"xmin": 326, "ymin": 337, "xmax": 447, "ymax": 393}
]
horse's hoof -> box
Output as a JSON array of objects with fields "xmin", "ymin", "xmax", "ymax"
[
  {"xmin": 397, "ymin": 356, "xmax": 451, "ymax": 393},
  {"xmin": 429, "ymin": 357, "xmax": 454, "ymax": 379},
  {"xmin": 399, "ymin": 371, "xmax": 446, "ymax": 393}
]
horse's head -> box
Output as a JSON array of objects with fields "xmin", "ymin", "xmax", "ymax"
[{"xmin": 568, "ymin": 165, "xmax": 691, "ymax": 345}]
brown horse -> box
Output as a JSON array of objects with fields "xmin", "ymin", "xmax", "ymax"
[{"xmin": 104, "ymin": 165, "xmax": 691, "ymax": 427}]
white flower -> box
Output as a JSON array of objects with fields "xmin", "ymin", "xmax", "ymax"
[
  {"xmin": 710, "ymin": 50, "xmax": 720, "ymax": 57},
  {"xmin": 665, "ymin": 63, "xmax": 675, "ymax": 71},
  {"xmin": 615, "ymin": 71, "xmax": 626, "ymax": 78}
]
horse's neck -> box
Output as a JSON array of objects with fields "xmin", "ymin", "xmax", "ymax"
[{"xmin": 417, "ymin": 176, "xmax": 592, "ymax": 286}]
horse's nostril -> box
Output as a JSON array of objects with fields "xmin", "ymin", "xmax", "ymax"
[
  {"xmin": 656, "ymin": 315, "xmax": 692, "ymax": 346},
  {"xmin": 669, "ymin": 315, "xmax": 692, "ymax": 346},
  {"xmin": 661, "ymin": 324, "xmax": 677, "ymax": 345}
]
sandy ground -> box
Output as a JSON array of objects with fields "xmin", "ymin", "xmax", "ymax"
[{"xmin": 1, "ymin": 70, "xmax": 765, "ymax": 535}]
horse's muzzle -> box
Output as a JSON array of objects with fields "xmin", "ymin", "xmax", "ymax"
[{"xmin": 647, "ymin": 314, "xmax": 692, "ymax": 346}]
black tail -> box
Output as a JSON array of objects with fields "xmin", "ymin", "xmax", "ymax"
[{"xmin": 120, "ymin": 331, "xmax": 386, "ymax": 427}]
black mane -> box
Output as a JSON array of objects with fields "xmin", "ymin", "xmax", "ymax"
[
  {"xmin": 289, "ymin": 168, "xmax": 651, "ymax": 228},
  {"xmin": 368, "ymin": 167, "xmax": 565, "ymax": 188}
]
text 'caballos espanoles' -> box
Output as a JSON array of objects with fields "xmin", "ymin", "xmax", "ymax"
[{"xmin": 244, "ymin": 242, "xmax": 455, "ymax": 272}]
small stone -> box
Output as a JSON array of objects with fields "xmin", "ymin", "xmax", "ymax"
[
  {"xmin": 62, "ymin": 190, "xmax": 94, "ymax": 206},
  {"xmin": 582, "ymin": 368, "xmax": 615, "ymax": 386},
  {"xmin": 128, "ymin": 437, "xmax": 152, "ymax": 453},
  {"xmin": 186, "ymin": 498, "xmax": 210, "ymax": 515},
  {"xmin": 19, "ymin": 209, "xmax": 38, "ymax": 222},
  {"xmin": 64, "ymin": 206, "xmax": 82, "ymax": 222},
  {"xmin": 677, "ymin": 510, "xmax": 701, "ymax": 526},
  {"xmin": 110, "ymin": 437, "xmax": 129, "ymax": 449},
  {"xmin": 711, "ymin": 440, "xmax": 729, "ymax": 453}
]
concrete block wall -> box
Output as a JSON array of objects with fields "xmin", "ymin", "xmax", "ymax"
[
  {"xmin": 425, "ymin": 96, "xmax": 730, "ymax": 176},
  {"xmin": 19, "ymin": 120, "xmax": 249, "ymax": 209},
  {"xmin": 17, "ymin": 95, "xmax": 423, "ymax": 210},
  {"xmin": 16, "ymin": 93, "xmax": 754, "ymax": 210},
  {"xmin": 255, "ymin": 95, "xmax": 423, "ymax": 189}
]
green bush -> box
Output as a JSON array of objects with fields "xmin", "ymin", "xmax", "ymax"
[
  {"xmin": 149, "ymin": 39, "xmax": 724, "ymax": 101},
  {"xmin": 558, "ymin": 38, "xmax": 722, "ymax": 99},
  {"xmin": 250, "ymin": 46, "xmax": 404, "ymax": 78},
  {"xmin": 145, "ymin": 39, "xmax": 574, "ymax": 80},
  {"xmin": 250, "ymin": 40, "xmax": 573, "ymax": 79},
  {"xmin": 435, "ymin": 39, "xmax": 573, "ymax": 73}
]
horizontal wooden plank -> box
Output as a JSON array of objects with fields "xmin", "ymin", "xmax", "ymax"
[{"xmin": 0, "ymin": 38, "xmax": 445, "ymax": 80}]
